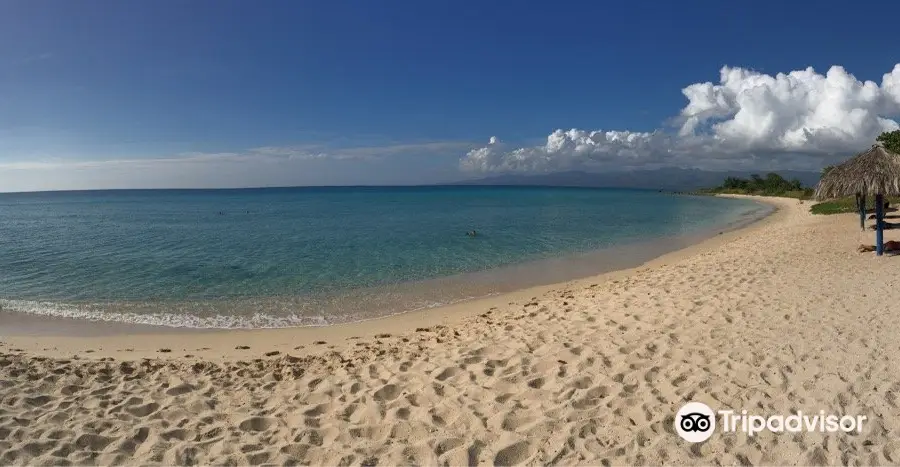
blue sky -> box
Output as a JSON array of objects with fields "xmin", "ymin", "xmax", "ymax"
[{"xmin": 2, "ymin": 0, "xmax": 900, "ymax": 191}]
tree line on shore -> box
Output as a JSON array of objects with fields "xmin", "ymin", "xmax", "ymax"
[
  {"xmin": 698, "ymin": 172, "xmax": 813, "ymax": 198},
  {"xmin": 701, "ymin": 130, "xmax": 900, "ymax": 199}
]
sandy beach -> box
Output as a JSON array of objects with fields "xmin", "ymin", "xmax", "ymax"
[{"xmin": 2, "ymin": 195, "xmax": 899, "ymax": 465}]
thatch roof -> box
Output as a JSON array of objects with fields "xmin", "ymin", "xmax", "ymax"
[{"xmin": 814, "ymin": 143, "xmax": 900, "ymax": 200}]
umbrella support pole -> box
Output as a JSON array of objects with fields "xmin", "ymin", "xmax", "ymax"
[
  {"xmin": 876, "ymin": 193, "xmax": 884, "ymax": 256},
  {"xmin": 857, "ymin": 193, "xmax": 866, "ymax": 231}
]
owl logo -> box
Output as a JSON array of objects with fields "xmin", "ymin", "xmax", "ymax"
[
  {"xmin": 675, "ymin": 402, "xmax": 716, "ymax": 442},
  {"xmin": 680, "ymin": 412, "xmax": 712, "ymax": 432}
]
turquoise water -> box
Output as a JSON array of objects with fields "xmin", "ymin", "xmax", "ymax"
[{"xmin": 0, "ymin": 187, "xmax": 768, "ymax": 328}]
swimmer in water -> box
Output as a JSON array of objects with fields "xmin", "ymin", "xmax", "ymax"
[{"xmin": 466, "ymin": 230, "xmax": 477, "ymax": 237}]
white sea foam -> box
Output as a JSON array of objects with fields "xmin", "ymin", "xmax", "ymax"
[
  {"xmin": 0, "ymin": 294, "xmax": 494, "ymax": 330},
  {"xmin": 0, "ymin": 299, "xmax": 331, "ymax": 329}
]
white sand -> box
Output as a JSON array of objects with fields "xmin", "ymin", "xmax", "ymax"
[{"xmin": 1, "ymin": 195, "xmax": 899, "ymax": 465}]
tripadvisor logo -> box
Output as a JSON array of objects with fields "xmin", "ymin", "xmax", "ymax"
[
  {"xmin": 675, "ymin": 402, "xmax": 716, "ymax": 442},
  {"xmin": 675, "ymin": 402, "xmax": 867, "ymax": 443}
]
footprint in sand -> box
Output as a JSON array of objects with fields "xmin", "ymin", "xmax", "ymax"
[
  {"xmin": 527, "ymin": 377, "xmax": 545, "ymax": 389},
  {"xmin": 161, "ymin": 428, "xmax": 193, "ymax": 442},
  {"xmin": 494, "ymin": 440, "xmax": 533, "ymax": 466},
  {"xmin": 238, "ymin": 416, "xmax": 276, "ymax": 432},
  {"xmin": 126, "ymin": 402, "xmax": 160, "ymax": 417},
  {"xmin": 434, "ymin": 437, "xmax": 465, "ymax": 456},
  {"xmin": 165, "ymin": 383, "xmax": 194, "ymax": 396},
  {"xmin": 75, "ymin": 433, "xmax": 114, "ymax": 451},
  {"xmin": 435, "ymin": 367, "xmax": 461, "ymax": 381},
  {"xmin": 374, "ymin": 384, "xmax": 401, "ymax": 402},
  {"xmin": 25, "ymin": 395, "xmax": 52, "ymax": 407}
]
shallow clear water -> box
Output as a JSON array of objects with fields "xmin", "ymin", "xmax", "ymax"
[{"xmin": 0, "ymin": 186, "xmax": 768, "ymax": 328}]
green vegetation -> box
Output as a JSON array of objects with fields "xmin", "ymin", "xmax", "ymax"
[
  {"xmin": 877, "ymin": 129, "xmax": 900, "ymax": 153},
  {"xmin": 697, "ymin": 172, "xmax": 814, "ymax": 199},
  {"xmin": 699, "ymin": 130, "xmax": 900, "ymax": 214},
  {"xmin": 809, "ymin": 196, "xmax": 861, "ymax": 215},
  {"xmin": 810, "ymin": 195, "xmax": 900, "ymax": 215}
]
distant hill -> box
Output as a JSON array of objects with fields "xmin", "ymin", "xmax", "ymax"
[{"xmin": 449, "ymin": 168, "xmax": 821, "ymax": 191}]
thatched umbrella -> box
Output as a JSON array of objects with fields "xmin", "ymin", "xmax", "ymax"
[{"xmin": 815, "ymin": 143, "xmax": 900, "ymax": 255}]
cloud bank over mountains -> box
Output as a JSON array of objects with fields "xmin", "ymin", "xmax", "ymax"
[
  {"xmin": 4, "ymin": 64, "xmax": 900, "ymax": 192},
  {"xmin": 461, "ymin": 64, "xmax": 900, "ymax": 173}
]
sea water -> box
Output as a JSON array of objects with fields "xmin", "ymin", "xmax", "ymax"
[{"xmin": 0, "ymin": 186, "xmax": 768, "ymax": 328}]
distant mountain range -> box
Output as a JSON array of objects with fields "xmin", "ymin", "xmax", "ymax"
[{"xmin": 449, "ymin": 168, "xmax": 821, "ymax": 191}]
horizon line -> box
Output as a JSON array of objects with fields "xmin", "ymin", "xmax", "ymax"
[
  {"xmin": 0, "ymin": 168, "xmax": 822, "ymax": 195},
  {"xmin": 0, "ymin": 184, "xmax": 682, "ymax": 196}
]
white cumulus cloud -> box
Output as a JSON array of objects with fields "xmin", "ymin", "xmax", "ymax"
[{"xmin": 462, "ymin": 64, "xmax": 900, "ymax": 173}]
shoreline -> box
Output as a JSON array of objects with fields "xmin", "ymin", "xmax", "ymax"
[
  {"xmin": 4, "ymin": 194, "xmax": 899, "ymax": 465},
  {"xmin": 0, "ymin": 194, "xmax": 781, "ymax": 360},
  {"xmin": 0, "ymin": 194, "xmax": 769, "ymax": 334}
]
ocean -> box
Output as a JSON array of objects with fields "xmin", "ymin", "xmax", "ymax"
[{"xmin": 0, "ymin": 186, "xmax": 769, "ymax": 329}]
